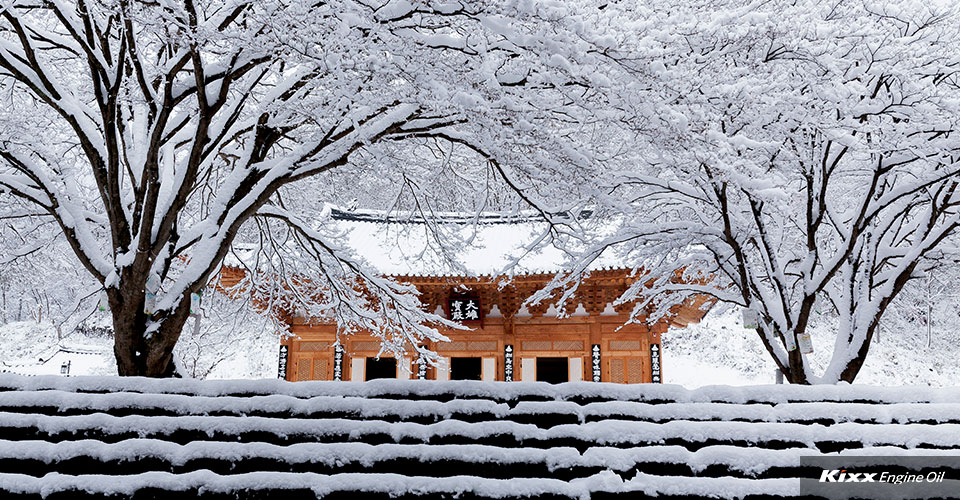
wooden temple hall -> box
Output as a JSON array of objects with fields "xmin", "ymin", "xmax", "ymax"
[{"xmin": 255, "ymin": 207, "xmax": 708, "ymax": 384}]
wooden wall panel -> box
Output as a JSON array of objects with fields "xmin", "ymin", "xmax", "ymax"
[
  {"xmin": 296, "ymin": 359, "xmax": 311, "ymax": 381},
  {"xmin": 627, "ymin": 358, "xmax": 643, "ymax": 383},
  {"xmin": 314, "ymin": 359, "xmax": 328, "ymax": 380},
  {"xmin": 521, "ymin": 340, "xmax": 552, "ymax": 351},
  {"xmin": 299, "ymin": 342, "xmax": 328, "ymax": 352},
  {"xmin": 607, "ymin": 356, "xmax": 646, "ymax": 384},
  {"xmin": 609, "ymin": 340, "xmax": 643, "ymax": 351},
  {"xmin": 515, "ymin": 323, "xmax": 590, "ymax": 336},
  {"xmin": 610, "ymin": 358, "xmax": 625, "ymax": 383}
]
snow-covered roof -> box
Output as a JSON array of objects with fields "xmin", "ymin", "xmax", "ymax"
[{"xmin": 229, "ymin": 205, "xmax": 621, "ymax": 277}]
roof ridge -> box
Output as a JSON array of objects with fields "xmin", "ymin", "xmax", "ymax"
[{"xmin": 329, "ymin": 208, "xmax": 593, "ymax": 225}]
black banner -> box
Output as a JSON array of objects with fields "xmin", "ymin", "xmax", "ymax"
[
  {"xmin": 504, "ymin": 344, "xmax": 514, "ymax": 382},
  {"xmin": 448, "ymin": 295, "xmax": 482, "ymax": 322},
  {"xmin": 333, "ymin": 345, "xmax": 343, "ymax": 381},
  {"xmin": 591, "ymin": 344, "xmax": 601, "ymax": 382},
  {"xmin": 417, "ymin": 345, "xmax": 427, "ymax": 380},
  {"xmin": 650, "ymin": 343, "xmax": 661, "ymax": 383},
  {"xmin": 278, "ymin": 345, "xmax": 288, "ymax": 380}
]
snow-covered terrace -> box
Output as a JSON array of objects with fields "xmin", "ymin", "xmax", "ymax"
[{"xmin": 1, "ymin": 374, "xmax": 959, "ymax": 498}]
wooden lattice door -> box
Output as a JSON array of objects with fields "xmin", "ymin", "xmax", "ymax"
[{"xmin": 607, "ymin": 356, "xmax": 646, "ymax": 384}]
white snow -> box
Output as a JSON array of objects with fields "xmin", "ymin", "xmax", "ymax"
[
  {"xmin": 664, "ymin": 306, "xmax": 960, "ymax": 388},
  {"xmin": 0, "ymin": 322, "xmax": 116, "ymax": 377},
  {"xmin": 1, "ymin": 374, "xmax": 959, "ymax": 498},
  {"xmin": 3, "ymin": 374, "xmax": 960, "ymax": 405}
]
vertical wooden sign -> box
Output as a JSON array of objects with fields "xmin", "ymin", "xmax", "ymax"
[
  {"xmin": 278, "ymin": 345, "xmax": 288, "ymax": 380},
  {"xmin": 591, "ymin": 344, "xmax": 602, "ymax": 382},
  {"xmin": 333, "ymin": 345, "xmax": 344, "ymax": 381},
  {"xmin": 650, "ymin": 343, "xmax": 661, "ymax": 383}
]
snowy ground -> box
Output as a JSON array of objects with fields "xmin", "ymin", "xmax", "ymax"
[
  {"xmin": 0, "ymin": 322, "xmax": 116, "ymax": 377},
  {"xmin": 664, "ymin": 307, "xmax": 960, "ymax": 388},
  {"xmin": 0, "ymin": 320, "xmax": 277, "ymax": 379}
]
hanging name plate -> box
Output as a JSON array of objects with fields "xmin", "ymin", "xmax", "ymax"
[
  {"xmin": 448, "ymin": 295, "xmax": 482, "ymax": 324},
  {"xmin": 504, "ymin": 344, "xmax": 514, "ymax": 382},
  {"xmin": 190, "ymin": 292, "xmax": 202, "ymax": 315},
  {"xmin": 797, "ymin": 332, "xmax": 814, "ymax": 354},
  {"xmin": 97, "ymin": 290, "xmax": 109, "ymax": 312},
  {"xmin": 783, "ymin": 331, "xmax": 797, "ymax": 351},
  {"xmin": 742, "ymin": 308, "xmax": 759, "ymax": 329}
]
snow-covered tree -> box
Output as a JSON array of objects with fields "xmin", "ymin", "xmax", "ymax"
[
  {"xmin": 0, "ymin": 197, "xmax": 99, "ymax": 332},
  {"xmin": 0, "ymin": 0, "xmax": 610, "ymax": 376},
  {"xmin": 539, "ymin": 1, "xmax": 960, "ymax": 384}
]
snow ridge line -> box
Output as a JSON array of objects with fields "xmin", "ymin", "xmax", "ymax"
[
  {"xmin": 3, "ymin": 412, "xmax": 960, "ymax": 449},
  {"xmin": 4, "ymin": 390, "xmax": 960, "ymax": 424},
  {"xmin": 0, "ymin": 470, "xmax": 816, "ymax": 498},
  {"xmin": 0, "ymin": 440, "xmax": 956, "ymax": 476},
  {"xmin": 3, "ymin": 374, "xmax": 960, "ymax": 404},
  {"xmin": 2, "ymin": 376, "xmax": 960, "ymax": 498}
]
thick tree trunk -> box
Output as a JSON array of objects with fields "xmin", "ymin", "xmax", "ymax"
[
  {"xmin": 837, "ymin": 323, "xmax": 878, "ymax": 383},
  {"xmin": 755, "ymin": 325, "xmax": 811, "ymax": 385},
  {"xmin": 110, "ymin": 285, "xmax": 193, "ymax": 377},
  {"xmin": 785, "ymin": 346, "xmax": 810, "ymax": 384}
]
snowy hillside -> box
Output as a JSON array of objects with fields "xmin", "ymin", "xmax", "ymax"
[{"xmin": 664, "ymin": 307, "xmax": 960, "ymax": 388}]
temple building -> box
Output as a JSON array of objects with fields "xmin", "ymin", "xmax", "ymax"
[{"xmin": 226, "ymin": 207, "xmax": 710, "ymax": 383}]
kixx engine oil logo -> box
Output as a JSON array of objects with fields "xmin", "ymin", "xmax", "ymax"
[{"xmin": 819, "ymin": 469, "xmax": 947, "ymax": 484}]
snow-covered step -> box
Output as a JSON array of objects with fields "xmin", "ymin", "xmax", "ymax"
[
  {"xmin": 2, "ymin": 411, "xmax": 960, "ymax": 453},
  {"xmin": 5, "ymin": 391, "xmax": 959, "ymax": 429},
  {"xmin": 574, "ymin": 400, "xmax": 960, "ymax": 425},
  {"xmin": 4, "ymin": 374, "xmax": 960, "ymax": 405},
  {"xmin": 4, "ymin": 469, "xmax": 957, "ymax": 499},
  {"xmin": 3, "ymin": 375, "xmax": 960, "ymax": 499},
  {"xmin": 0, "ymin": 470, "xmax": 827, "ymax": 499},
  {"xmin": 2, "ymin": 440, "xmax": 958, "ymax": 481},
  {"xmin": 0, "ymin": 391, "xmax": 514, "ymax": 424}
]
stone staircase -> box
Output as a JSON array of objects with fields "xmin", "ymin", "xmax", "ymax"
[{"xmin": 0, "ymin": 375, "xmax": 958, "ymax": 499}]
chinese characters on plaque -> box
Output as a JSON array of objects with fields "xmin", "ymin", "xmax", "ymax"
[
  {"xmin": 333, "ymin": 345, "xmax": 343, "ymax": 381},
  {"xmin": 591, "ymin": 344, "xmax": 602, "ymax": 382},
  {"xmin": 277, "ymin": 345, "xmax": 288, "ymax": 379},
  {"xmin": 448, "ymin": 295, "xmax": 482, "ymax": 322},
  {"xmin": 417, "ymin": 345, "xmax": 427, "ymax": 380},
  {"xmin": 650, "ymin": 343, "xmax": 661, "ymax": 383},
  {"xmin": 504, "ymin": 344, "xmax": 514, "ymax": 382}
]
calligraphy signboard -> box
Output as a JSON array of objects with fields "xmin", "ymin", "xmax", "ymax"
[
  {"xmin": 448, "ymin": 294, "xmax": 482, "ymax": 325},
  {"xmin": 417, "ymin": 345, "xmax": 428, "ymax": 380},
  {"xmin": 591, "ymin": 344, "xmax": 601, "ymax": 382},
  {"xmin": 333, "ymin": 345, "xmax": 344, "ymax": 381},
  {"xmin": 278, "ymin": 345, "xmax": 288, "ymax": 379},
  {"xmin": 650, "ymin": 343, "xmax": 661, "ymax": 383}
]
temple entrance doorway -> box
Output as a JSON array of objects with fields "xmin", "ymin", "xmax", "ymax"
[
  {"xmin": 450, "ymin": 357, "xmax": 482, "ymax": 380},
  {"xmin": 365, "ymin": 357, "xmax": 397, "ymax": 380},
  {"xmin": 536, "ymin": 357, "xmax": 569, "ymax": 384}
]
